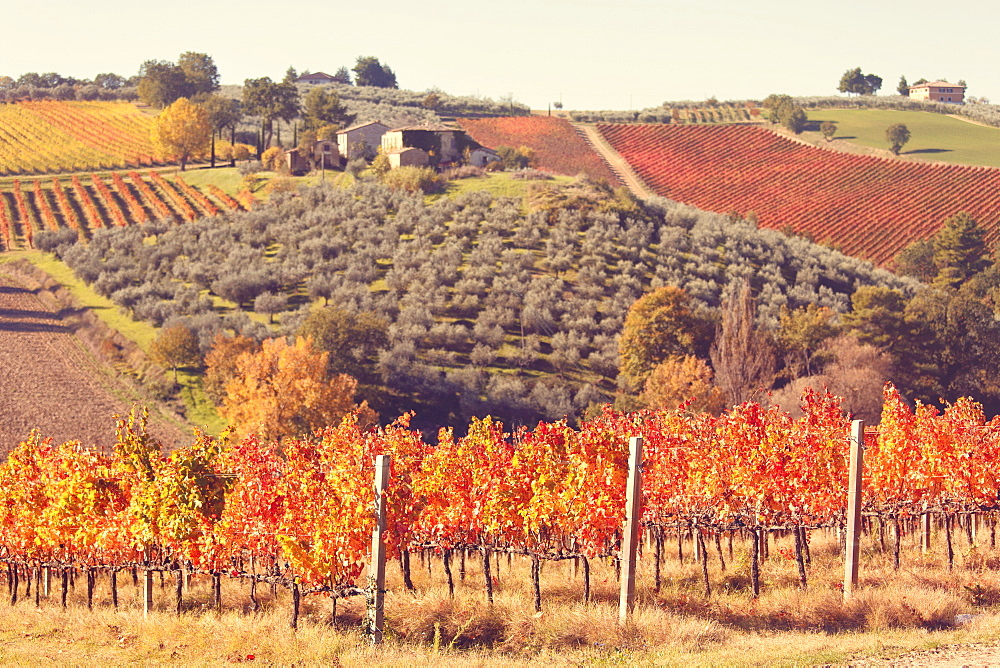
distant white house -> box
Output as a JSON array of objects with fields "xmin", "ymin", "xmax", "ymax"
[
  {"xmin": 909, "ymin": 81, "xmax": 966, "ymax": 104},
  {"xmin": 337, "ymin": 121, "xmax": 390, "ymax": 161},
  {"xmin": 295, "ymin": 72, "xmax": 339, "ymax": 86}
]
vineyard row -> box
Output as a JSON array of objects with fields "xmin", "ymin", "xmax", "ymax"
[
  {"xmin": 0, "ymin": 172, "xmax": 247, "ymax": 249},
  {"xmin": 597, "ymin": 123, "xmax": 1000, "ymax": 265},
  {"xmin": 0, "ymin": 386, "xmax": 997, "ymax": 614},
  {"xmin": 0, "ymin": 100, "xmax": 165, "ymax": 175}
]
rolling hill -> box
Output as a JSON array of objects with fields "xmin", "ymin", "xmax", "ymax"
[{"xmin": 597, "ymin": 123, "xmax": 1000, "ymax": 265}]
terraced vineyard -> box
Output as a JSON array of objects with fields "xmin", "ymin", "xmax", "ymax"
[
  {"xmin": 0, "ymin": 172, "xmax": 247, "ymax": 250},
  {"xmin": 0, "ymin": 101, "xmax": 168, "ymax": 175},
  {"xmin": 598, "ymin": 123, "xmax": 1000, "ymax": 264},
  {"xmin": 458, "ymin": 116, "xmax": 621, "ymax": 185}
]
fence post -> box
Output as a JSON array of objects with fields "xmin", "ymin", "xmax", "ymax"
[
  {"xmin": 143, "ymin": 569, "xmax": 154, "ymax": 617},
  {"xmin": 843, "ymin": 420, "xmax": 864, "ymax": 601},
  {"xmin": 367, "ymin": 454, "xmax": 391, "ymax": 644},
  {"xmin": 619, "ymin": 436, "xmax": 643, "ymax": 624},
  {"xmin": 921, "ymin": 508, "xmax": 932, "ymax": 553}
]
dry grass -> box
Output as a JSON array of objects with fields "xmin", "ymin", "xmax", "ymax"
[{"xmin": 3, "ymin": 530, "xmax": 1000, "ymax": 665}]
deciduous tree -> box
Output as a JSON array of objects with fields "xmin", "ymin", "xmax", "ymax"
[
  {"xmin": 710, "ymin": 280, "xmax": 776, "ymax": 405},
  {"xmin": 838, "ymin": 67, "xmax": 882, "ymax": 95},
  {"xmin": 152, "ymin": 98, "xmax": 211, "ymax": 171},
  {"xmin": 892, "ymin": 238, "xmax": 936, "ymax": 282},
  {"xmin": 885, "ymin": 123, "xmax": 910, "ymax": 155},
  {"xmin": 820, "ymin": 121, "xmax": 837, "ymax": 142},
  {"xmin": 242, "ymin": 77, "xmax": 299, "ymax": 150},
  {"xmin": 640, "ymin": 355, "xmax": 725, "ymax": 415},
  {"xmin": 297, "ymin": 307, "xmax": 389, "ymax": 383},
  {"xmin": 618, "ymin": 285, "xmax": 714, "ymax": 392},
  {"xmin": 194, "ymin": 94, "xmax": 242, "ymax": 168},
  {"xmin": 220, "ymin": 336, "xmax": 374, "ymax": 441},
  {"xmin": 302, "ymin": 87, "xmax": 353, "ymax": 131},
  {"xmin": 203, "ymin": 333, "xmax": 259, "ymax": 404},
  {"xmin": 178, "ymin": 52, "xmax": 220, "ymax": 96},
  {"xmin": 137, "ymin": 60, "xmax": 187, "ymax": 108},
  {"xmin": 149, "ymin": 324, "xmax": 202, "ymax": 384}
]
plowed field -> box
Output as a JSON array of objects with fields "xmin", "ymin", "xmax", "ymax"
[{"xmin": 0, "ymin": 270, "xmax": 184, "ymax": 456}]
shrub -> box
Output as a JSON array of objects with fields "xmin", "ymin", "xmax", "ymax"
[
  {"xmin": 443, "ymin": 165, "xmax": 485, "ymax": 180},
  {"xmin": 261, "ymin": 146, "xmax": 287, "ymax": 173},
  {"xmin": 381, "ymin": 166, "xmax": 446, "ymax": 194},
  {"xmin": 510, "ymin": 169, "xmax": 553, "ymax": 181}
]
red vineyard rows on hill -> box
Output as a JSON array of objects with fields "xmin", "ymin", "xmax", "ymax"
[
  {"xmin": 0, "ymin": 174, "xmax": 243, "ymax": 249},
  {"xmin": 597, "ymin": 123, "xmax": 1000, "ymax": 265},
  {"xmin": 458, "ymin": 116, "xmax": 622, "ymax": 186}
]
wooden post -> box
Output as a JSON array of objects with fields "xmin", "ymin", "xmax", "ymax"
[
  {"xmin": 921, "ymin": 510, "xmax": 932, "ymax": 553},
  {"xmin": 367, "ymin": 454, "xmax": 391, "ymax": 644},
  {"xmin": 143, "ymin": 569, "xmax": 154, "ymax": 617},
  {"xmin": 618, "ymin": 436, "xmax": 643, "ymax": 624},
  {"xmin": 843, "ymin": 420, "xmax": 864, "ymax": 601}
]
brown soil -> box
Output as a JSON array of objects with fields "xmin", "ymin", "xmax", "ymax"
[
  {"xmin": 853, "ymin": 641, "xmax": 1000, "ymax": 666},
  {"xmin": 574, "ymin": 123, "xmax": 654, "ymax": 199},
  {"xmin": 0, "ymin": 269, "xmax": 186, "ymax": 457}
]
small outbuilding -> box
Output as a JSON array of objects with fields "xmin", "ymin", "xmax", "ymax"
[{"xmin": 386, "ymin": 147, "xmax": 430, "ymax": 169}]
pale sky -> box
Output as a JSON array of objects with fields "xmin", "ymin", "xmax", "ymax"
[{"xmin": 1, "ymin": 0, "xmax": 995, "ymax": 110}]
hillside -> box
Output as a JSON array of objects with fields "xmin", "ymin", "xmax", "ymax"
[
  {"xmin": 458, "ymin": 116, "xmax": 621, "ymax": 185},
  {"xmin": 0, "ymin": 171, "xmax": 249, "ymax": 250},
  {"xmin": 38, "ymin": 179, "xmax": 911, "ymax": 432},
  {"xmin": 598, "ymin": 123, "xmax": 1000, "ymax": 265},
  {"xmin": 0, "ymin": 101, "xmax": 164, "ymax": 175},
  {"xmin": 0, "ymin": 263, "xmax": 185, "ymax": 454},
  {"xmin": 799, "ymin": 108, "xmax": 1000, "ymax": 167}
]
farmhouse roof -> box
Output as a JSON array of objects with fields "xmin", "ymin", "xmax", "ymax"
[
  {"xmin": 910, "ymin": 80, "xmax": 966, "ymax": 89},
  {"xmin": 338, "ymin": 121, "xmax": 390, "ymax": 134},
  {"xmin": 384, "ymin": 147, "xmax": 426, "ymax": 155},
  {"xmin": 389, "ymin": 124, "xmax": 460, "ymax": 132},
  {"xmin": 296, "ymin": 72, "xmax": 336, "ymax": 81}
]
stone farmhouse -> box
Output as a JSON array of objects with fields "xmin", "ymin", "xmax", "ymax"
[
  {"xmin": 382, "ymin": 125, "xmax": 500, "ymax": 167},
  {"xmin": 286, "ymin": 139, "xmax": 342, "ymax": 174},
  {"xmin": 909, "ymin": 81, "xmax": 966, "ymax": 104},
  {"xmin": 385, "ymin": 146, "xmax": 430, "ymax": 169},
  {"xmin": 337, "ymin": 121, "xmax": 390, "ymax": 161}
]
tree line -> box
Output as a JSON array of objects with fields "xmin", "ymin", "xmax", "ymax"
[{"xmin": 619, "ymin": 211, "xmax": 1000, "ymax": 421}]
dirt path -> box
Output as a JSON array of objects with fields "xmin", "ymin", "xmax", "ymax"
[
  {"xmin": 852, "ymin": 641, "xmax": 1000, "ymax": 666},
  {"xmin": 574, "ymin": 124, "xmax": 655, "ymax": 199},
  {"xmin": 0, "ymin": 270, "xmax": 186, "ymax": 455}
]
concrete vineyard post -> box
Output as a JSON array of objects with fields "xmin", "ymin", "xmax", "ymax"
[
  {"xmin": 843, "ymin": 420, "xmax": 864, "ymax": 601},
  {"xmin": 367, "ymin": 454, "xmax": 391, "ymax": 644},
  {"xmin": 143, "ymin": 569, "xmax": 154, "ymax": 617},
  {"xmin": 619, "ymin": 436, "xmax": 643, "ymax": 624}
]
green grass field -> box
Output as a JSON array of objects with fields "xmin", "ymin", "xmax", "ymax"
[{"xmin": 802, "ymin": 108, "xmax": 1000, "ymax": 167}]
